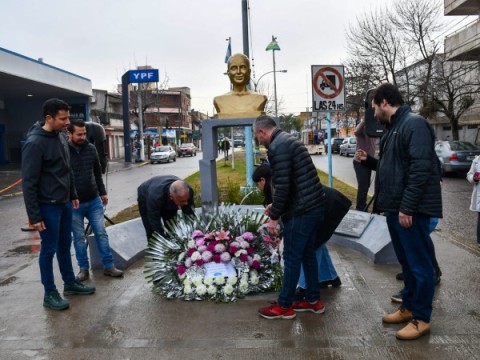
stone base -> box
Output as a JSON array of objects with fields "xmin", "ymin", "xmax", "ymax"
[
  {"xmin": 88, "ymin": 217, "xmax": 146, "ymax": 270},
  {"xmin": 328, "ymin": 212, "xmax": 398, "ymax": 264}
]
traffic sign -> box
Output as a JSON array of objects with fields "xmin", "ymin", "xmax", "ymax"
[
  {"xmin": 311, "ymin": 65, "xmax": 345, "ymax": 112},
  {"xmin": 129, "ymin": 69, "xmax": 159, "ymax": 83}
]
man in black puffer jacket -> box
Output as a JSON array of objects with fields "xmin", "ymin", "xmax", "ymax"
[
  {"xmin": 68, "ymin": 120, "xmax": 123, "ymax": 281},
  {"xmin": 356, "ymin": 83, "xmax": 442, "ymax": 341},
  {"xmin": 254, "ymin": 115, "xmax": 327, "ymax": 319}
]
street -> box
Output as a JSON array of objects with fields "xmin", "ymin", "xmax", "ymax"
[{"xmin": 0, "ymin": 151, "xmax": 478, "ymax": 280}]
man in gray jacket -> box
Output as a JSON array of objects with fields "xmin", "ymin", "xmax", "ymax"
[{"xmin": 22, "ymin": 99, "xmax": 95, "ymax": 311}]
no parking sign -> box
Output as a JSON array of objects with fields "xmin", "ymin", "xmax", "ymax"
[{"xmin": 311, "ymin": 65, "xmax": 345, "ymax": 112}]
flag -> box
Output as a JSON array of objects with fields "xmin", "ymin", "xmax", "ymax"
[
  {"xmin": 224, "ymin": 37, "xmax": 232, "ymax": 63},
  {"xmin": 265, "ymin": 36, "xmax": 280, "ymax": 51}
]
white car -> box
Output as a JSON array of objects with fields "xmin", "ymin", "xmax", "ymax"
[
  {"xmin": 339, "ymin": 137, "xmax": 357, "ymax": 157},
  {"xmin": 150, "ymin": 146, "xmax": 176, "ymax": 164}
]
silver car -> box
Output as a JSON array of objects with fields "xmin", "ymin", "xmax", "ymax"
[
  {"xmin": 435, "ymin": 140, "xmax": 480, "ymax": 175},
  {"xmin": 150, "ymin": 145, "xmax": 177, "ymax": 164},
  {"xmin": 339, "ymin": 137, "xmax": 357, "ymax": 157}
]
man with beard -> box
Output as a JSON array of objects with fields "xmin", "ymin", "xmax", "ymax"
[
  {"xmin": 68, "ymin": 120, "xmax": 123, "ymax": 281},
  {"xmin": 355, "ymin": 83, "xmax": 442, "ymax": 340}
]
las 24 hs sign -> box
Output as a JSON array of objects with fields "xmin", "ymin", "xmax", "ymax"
[{"xmin": 311, "ymin": 65, "xmax": 345, "ymax": 112}]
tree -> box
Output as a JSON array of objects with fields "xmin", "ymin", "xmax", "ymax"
[
  {"xmin": 254, "ymin": 81, "xmax": 285, "ymax": 116},
  {"xmin": 279, "ymin": 113, "xmax": 302, "ymax": 133}
]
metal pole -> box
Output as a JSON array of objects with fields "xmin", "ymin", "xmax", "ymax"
[
  {"xmin": 273, "ymin": 49, "xmax": 278, "ymax": 118},
  {"xmin": 327, "ymin": 112, "xmax": 333, "ymax": 188},
  {"xmin": 137, "ymin": 87, "xmax": 145, "ymax": 162}
]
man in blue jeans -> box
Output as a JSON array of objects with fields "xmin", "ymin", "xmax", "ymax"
[
  {"xmin": 22, "ymin": 98, "xmax": 96, "ymax": 311},
  {"xmin": 67, "ymin": 120, "xmax": 123, "ymax": 281},
  {"xmin": 356, "ymin": 83, "xmax": 442, "ymax": 340},
  {"xmin": 253, "ymin": 115, "xmax": 327, "ymax": 319}
]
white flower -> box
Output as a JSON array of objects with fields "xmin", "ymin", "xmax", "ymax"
[
  {"xmin": 214, "ymin": 276, "xmax": 225, "ymax": 285},
  {"xmin": 185, "ymin": 258, "xmax": 193, "ymax": 268},
  {"xmin": 178, "ymin": 273, "xmax": 186, "ymax": 280},
  {"xmin": 196, "ymin": 284, "xmax": 207, "ymax": 296},
  {"xmin": 241, "ymin": 273, "xmax": 249, "ymax": 282},
  {"xmin": 191, "ymin": 251, "xmax": 201, "ymax": 261},
  {"xmin": 183, "ymin": 278, "xmax": 192, "ymax": 286},
  {"xmin": 250, "ymin": 274, "xmax": 259, "ymax": 285},
  {"xmin": 178, "ymin": 252, "xmax": 185, "ymax": 262},
  {"xmin": 203, "ymin": 277, "xmax": 214, "ymax": 286},
  {"xmin": 249, "ymin": 269, "xmax": 258, "ymax": 277},
  {"xmin": 223, "ymin": 284, "xmax": 234, "ymax": 295},
  {"xmin": 207, "ymin": 285, "xmax": 217, "ymax": 295},
  {"xmin": 235, "ymin": 249, "xmax": 247, "ymax": 257},
  {"xmin": 239, "ymin": 281, "xmax": 249, "ymax": 292},
  {"xmin": 184, "ymin": 285, "xmax": 193, "ymax": 294},
  {"xmin": 187, "ymin": 240, "xmax": 195, "ymax": 248},
  {"xmin": 227, "ymin": 276, "xmax": 238, "ymax": 285},
  {"xmin": 192, "ymin": 276, "xmax": 203, "ymax": 287},
  {"xmin": 253, "ymin": 254, "xmax": 261, "ymax": 262}
]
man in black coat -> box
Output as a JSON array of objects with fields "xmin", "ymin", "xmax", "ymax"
[
  {"xmin": 356, "ymin": 83, "xmax": 442, "ymax": 340},
  {"xmin": 254, "ymin": 115, "xmax": 327, "ymax": 319},
  {"xmin": 137, "ymin": 176, "xmax": 195, "ymax": 239},
  {"xmin": 68, "ymin": 120, "xmax": 123, "ymax": 281}
]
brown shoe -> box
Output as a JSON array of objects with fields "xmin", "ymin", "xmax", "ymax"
[
  {"xmin": 382, "ymin": 307, "xmax": 413, "ymax": 324},
  {"xmin": 75, "ymin": 269, "xmax": 89, "ymax": 282},
  {"xmin": 396, "ymin": 319, "xmax": 431, "ymax": 340},
  {"xmin": 104, "ymin": 266, "xmax": 124, "ymax": 278}
]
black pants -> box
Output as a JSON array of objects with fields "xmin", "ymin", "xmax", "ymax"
[
  {"xmin": 138, "ymin": 199, "xmax": 153, "ymax": 239},
  {"xmin": 353, "ymin": 160, "xmax": 372, "ymax": 212}
]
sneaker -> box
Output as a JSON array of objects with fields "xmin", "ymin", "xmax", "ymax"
[
  {"xmin": 396, "ymin": 319, "xmax": 431, "ymax": 340},
  {"xmin": 391, "ymin": 291, "xmax": 403, "ymax": 303},
  {"xmin": 104, "ymin": 266, "xmax": 124, "ymax": 278},
  {"xmin": 319, "ymin": 276, "xmax": 342, "ymax": 288},
  {"xmin": 63, "ymin": 281, "xmax": 96, "ymax": 296},
  {"xmin": 395, "ymin": 272, "xmax": 404, "ymax": 280},
  {"xmin": 292, "ymin": 299, "xmax": 325, "ymax": 313},
  {"xmin": 258, "ymin": 303, "xmax": 296, "ymax": 319},
  {"xmin": 43, "ymin": 290, "xmax": 70, "ymax": 310},
  {"xmin": 382, "ymin": 307, "xmax": 413, "ymax": 324},
  {"xmin": 75, "ymin": 269, "xmax": 89, "ymax": 282},
  {"xmin": 294, "ymin": 287, "xmax": 306, "ymax": 301}
]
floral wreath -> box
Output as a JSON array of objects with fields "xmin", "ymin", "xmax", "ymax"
[{"xmin": 145, "ymin": 204, "xmax": 282, "ymax": 302}]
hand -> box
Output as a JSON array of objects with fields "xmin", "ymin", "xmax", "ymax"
[
  {"xmin": 355, "ymin": 149, "xmax": 367, "ymax": 161},
  {"xmin": 72, "ymin": 199, "xmax": 80, "ymax": 209},
  {"xmin": 264, "ymin": 203, "xmax": 272, "ymax": 216},
  {"xmin": 101, "ymin": 195, "xmax": 108, "ymax": 206},
  {"xmin": 399, "ymin": 212, "xmax": 412, "ymax": 228},
  {"xmin": 266, "ymin": 219, "xmax": 279, "ymax": 235},
  {"xmin": 32, "ymin": 221, "xmax": 46, "ymax": 232}
]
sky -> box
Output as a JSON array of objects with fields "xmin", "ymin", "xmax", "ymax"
[{"xmin": 1, "ymin": 0, "xmax": 472, "ymax": 116}]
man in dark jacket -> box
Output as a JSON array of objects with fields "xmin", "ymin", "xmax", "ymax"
[
  {"xmin": 67, "ymin": 120, "xmax": 123, "ymax": 281},
  {"xmin": 22, "ymin": 99, "xmax": 95, "ymax": 311},
  {"xmin": 137, "ymin": 175, "xmax": 195, "ymax": 239},
  {"xmin": 356, "ymin": 83, "xmax": 442, "ymax": 340},
  {"xmin": 254, "ymin": 115, "xmax": 327, "ymax": 319}
]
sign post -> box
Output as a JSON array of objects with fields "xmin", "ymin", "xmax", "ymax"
[{"xmin": 311, "ymin": 65, "xmax": 345, "ymax": 188}]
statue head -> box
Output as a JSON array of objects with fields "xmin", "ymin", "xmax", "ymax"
[{"xmin": 227, "ymin": 53, "xmax": 251, "ymax": 89}]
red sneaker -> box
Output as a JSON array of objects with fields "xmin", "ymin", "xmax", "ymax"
[
  {"xmin": 258, "ymin": 303, "xmax": 296, "ymax": 319},
  {"xmin": 292, "ymin": 299, "xmax": 325, "ymax": 313}
]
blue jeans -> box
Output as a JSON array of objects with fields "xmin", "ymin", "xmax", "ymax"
[
  {"xmin": 298, "ymin": 244, "xmax": 338, "ymax": 288},
  {"xmin": 386, "ymin": 212, "xmax": 435, "ymax": 322},
  {"xmin": 279, "ymin": 205, "xmax": 324, "ymax": 308},
  {"xmin": 72, "ymin": 196, "xmax": 113, "ymax": 270},
  {"xmin": 38, "ymin": 203, "xmax": 76, "ymax": 292}
]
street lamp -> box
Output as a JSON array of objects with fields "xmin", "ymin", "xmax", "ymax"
[
  {"xmin": 253, "ymin": 70, "xmax": 287, "ymax": 92},
  {"xmin": 266, "ymin": 36, "xmax": 281, "ymax": 118}
]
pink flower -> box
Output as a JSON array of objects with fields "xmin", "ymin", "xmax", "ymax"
[
  {"xmin": 176, "ymin": 265, "xmax": 186, "ymax": 275},
  {"xmin": 263, "ymin": 235, "xmax": 273, "ymax": 244},
  {"xmin": 247, "ymin": 247, "xmax": 254, "ymax": 254},
  {"xmin": 205, "ymin": 231, "xmax": 215, "ymax": 240},
  {"xmin": 228, "ymin": 245, "xmax": 239, "ymax": 254},
  {"xmin": 215, "ymin": 230, "xmax": 230, "ymax": 241},
  {"xmin": 239, "ymin": 253, "xmax": 249, "ymax": 262},
  {"xmin": 251, "ymin": 260, "xmax": 261, "ymax": 269},
  {"xmin": 197, "ymin": 245, "xmax": 207, "ymax": 253},
  {"xmin": 192, "ymin": 230, "xmax": 204, "ymax": 239},
  {"xmin": 202, "ymin": 251, "xmax": 213, "ymax": 262},
  {"xmin": 206, "ymin": 243, "xmax": 216, "ymax": 252},
  {"xmin": 214, "ymin": 243, "xmax": 226, "ymax": 253},
  {"xmin": 196, "ymin": 238, "xmax": 205, "ymax": 247},
  {"xmin": 187, "ymin": 248, "xmax": 195, "ymax": 256},
  {"xmin": 196, "ymin": 259, "xmax": 204, "ymax": 267},
  {"xmin": 243, "ymin": 232, "xmax": 254, "ymax": 241},
  {"xmin": 220, "ymin": 252, "xmax": 231, "ymax": 263},
  {"xmin": 212, "ymin": 254, "xmax": 221, "ymax": 263}
]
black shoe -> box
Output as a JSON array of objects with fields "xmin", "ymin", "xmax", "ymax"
[
  {"xmin": 64, "ymin": 281, "xmax": 96, "ymax": 296},
  {"xmin": 391, "ymin": 291, "xmax": 403, "ymax": 303},
  {"xmin": 319, "ymin": 276, "xmax": 342, "ymax": 288},
  {"xmin": 396, "ymin": 272, "xmax": 404, "ymax": 281},
  {"xmin": 43, "ymin": 290, "xmax": 70, "ymax": 310},
  {"xmin": 294, "ymin": 287, "xmax": 306, "ymax": 301}
]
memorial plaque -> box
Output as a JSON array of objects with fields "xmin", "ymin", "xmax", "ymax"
[{"xmin": 334, "ymin": 210, "xmax": 373, "ymax": 238}]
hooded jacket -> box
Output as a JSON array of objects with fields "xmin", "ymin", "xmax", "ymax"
[
  {"xmin": 267, "ymin": 128, "xmax": 326, "ymax": 221},
  {"xmin": 22, "ymin": 123, "xmax": 77, "ymax": 224}
]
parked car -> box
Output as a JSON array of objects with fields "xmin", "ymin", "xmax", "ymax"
[
  {"xmin": 339, "ymin": 137, "xmax": 357, "ymax": 157},
  {"xmin": 326, "ymin": 137, "xmax": 344, "ymax": 154},
  {"xmin": 150, "ymin": 145, "xmax": 176, "ymax": 164},
  {"xmin": 435, "ymin": 140, "xmax": 480, "ymax": 175},
  {"xmin": 179, "ymin": 143, "xmax": 197, "ymax": 157}
]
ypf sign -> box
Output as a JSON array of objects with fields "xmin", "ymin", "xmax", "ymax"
[
  {"xmin": 129, "ymin": 69, "xmax": 159, "ymax": 83},
  {"xmin": 311, "ymin": 65, "xmax": 345, "ymax": 112}
]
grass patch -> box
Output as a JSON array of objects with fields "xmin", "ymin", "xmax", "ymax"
[{"xmin": 110, "ymin": 150, "xmax": 364, "ymax": 225}]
